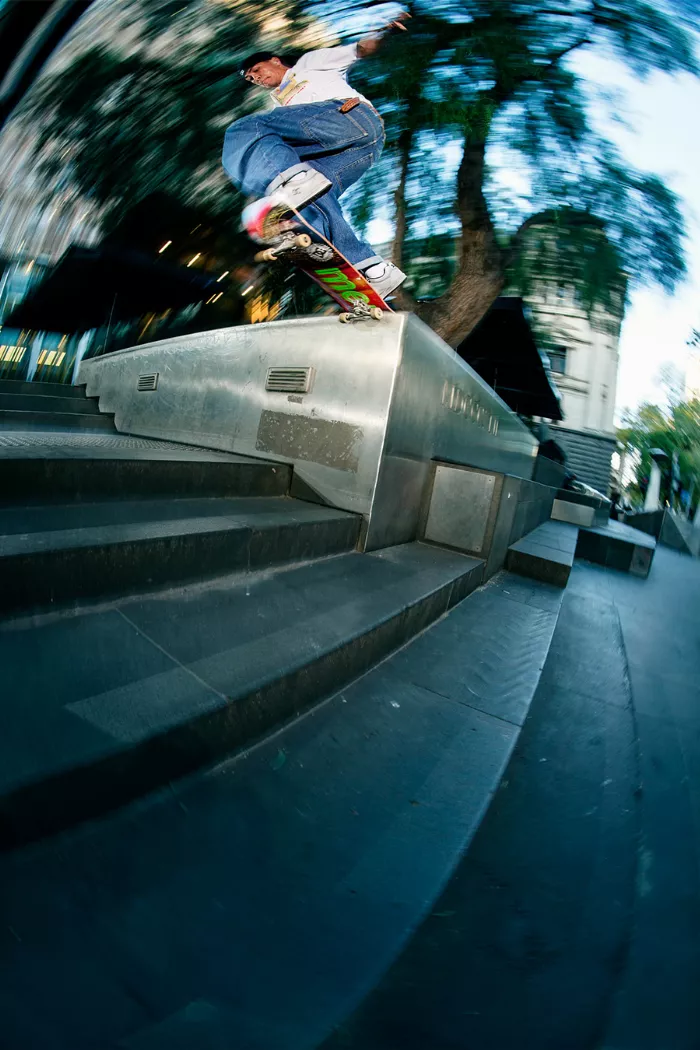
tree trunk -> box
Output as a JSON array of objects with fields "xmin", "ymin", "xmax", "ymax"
[
  {"xmin": 390, "ymin": 127, "xmax": 413, "ymax": 270},
  {"xmin": 417, "ymin": 263, "xmax": 504, "ymax": 347},
  {"xmin": 417, "ymin": 130, "xmax": 505, "ymax": 347}
]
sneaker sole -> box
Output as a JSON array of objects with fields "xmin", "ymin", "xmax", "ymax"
[
  {"xmin": 366, "ymin": 275, "xmax": 406, "ymax": 299},
  {"xmin": 272, "ymin": 178, "xmax": 333, "ymax": 213}
]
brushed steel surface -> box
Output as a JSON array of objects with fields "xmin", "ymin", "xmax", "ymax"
[
  {"xmin": 81, "ymin": 315, "xmax": 405, "ymax": 521},
  {"xmin": 364, "ymin": 315, "xmax": 537, "ymax": 548},
  {"xmin": 425, "ymin": 465, "xmax": 496, "ymax": 554},
  {"xmin": 79, "ymin": 313, "xmax": 538, "ymax": 549},
  {"xmin": 265, "ymin": 366, "xmax": 314, "ymax": 394}
]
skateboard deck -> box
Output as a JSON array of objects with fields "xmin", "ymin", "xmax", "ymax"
[{"xmin": 250, "ymin": 201, "xmax": 393, "ymax": 321}]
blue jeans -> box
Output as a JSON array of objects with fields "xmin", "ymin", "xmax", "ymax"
[{"xmin": 222, "ymin": 101, "xmax": 385, "ymax": 267}]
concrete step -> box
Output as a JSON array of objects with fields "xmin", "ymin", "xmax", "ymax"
[
  {"xmin": 553, "ymin": 488, "xmax": 610, "ymax": 527},
  {"xmin": 0, "ymin": 392, "xmax": 102, "ymax": 415},
  {"xmin": 0, "ymin": 446, "xmax": 291, "ymax": 504},
  {"xmin": 660, "ymin": 511, "xmax": 700, "ymax": 557},
  {"xmin": 0, "ymin": 496, "xmax": 360, "ymax": 616},
  {"xmin": 0, "ymin": 379, "xmax": 88, "ymax": 399},
  {"xmin": 0, "ymin": 408, "xmax": 116, "ymax": 431},
  {"xmin": 576, "ymin": 519, "xmax": 656, "ymax": 578},
  {"xmin": 0, "ymin": 566, "xmax": 564, "ymax": 1050},
  {"xmin": 0, "ymin": 542, "xmax": 485, "ymax": 848},
  {"xmin": 321, "ymin": 574, "xmax": 637, "ymax": 1050},
  {"xmin": 624, "ymin": 508, "xmax": 699, "ymax": 558},
  {"xmin": 506, "ymin": 520, "xmax": 578, "ymax": 587}
]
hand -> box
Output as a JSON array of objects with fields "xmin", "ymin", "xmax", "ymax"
[
  {"xmin": 357, "ymin": 12, "xmax": 410, "ymax": 57},
  {"xmin": 385, "ymin": 11, "xmax": 410, "ymax": 31}
]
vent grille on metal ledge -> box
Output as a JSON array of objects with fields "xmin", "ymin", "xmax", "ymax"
[
  {"xmin": 265, "ymin": 367, "xmax": 314, "ymax": 394},
  {"xmin": 137, "ymin": 372, "xmax": 159, "ymax": 392}
]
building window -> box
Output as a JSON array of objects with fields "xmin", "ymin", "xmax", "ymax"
[{"xmin": 548, "ymin": 346, "xmax": 567, "ymax": 374}]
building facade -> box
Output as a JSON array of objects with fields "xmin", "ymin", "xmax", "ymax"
[
  {"xmin": 531, "ymin": 283, "xmax": 621, "ymax": 433},
  {"xmin": 527, "ymin": 282, "xmax": 624, "ymax": 495},
  {"xmin": 0, "ymin": 121, "xmax": 102, "ymax": 382}
]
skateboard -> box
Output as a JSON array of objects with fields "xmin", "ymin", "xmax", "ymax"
[{"xmin": 246, "ymin": 200, "xmax": 393, "ymax": 323}]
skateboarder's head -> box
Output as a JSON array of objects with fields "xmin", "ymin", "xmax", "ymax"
[{"xmin": 240, "ymin": 52, "xmax": 291, "ymax": 87}]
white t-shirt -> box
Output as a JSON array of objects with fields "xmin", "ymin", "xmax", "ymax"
[{"xmin": 270, "ymin": 44, "xmax": 371, "ymax": 107}]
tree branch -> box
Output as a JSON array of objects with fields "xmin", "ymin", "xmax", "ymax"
[
  {"xmin": 490, "ymin": 36, "xmax": 590, "ymax": 103},
  {"xmin": 505, "ymin": 207, "xmax": 604, "ymax": 269},
  {"xmin": 542, "ymin": 37, "xmax": 592, "ymax": 66}
]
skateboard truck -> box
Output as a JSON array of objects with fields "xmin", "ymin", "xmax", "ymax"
[
  {"xmin": 339, "ymin": 304, "xmax": 384, "ymax": 323},
  {"xmin": 245, "ymin": 198, "xmax": 391, "ymax": 322},
  {"xmin": 254, "ymin": 232, "xmax": 312, "ymax": 262}
]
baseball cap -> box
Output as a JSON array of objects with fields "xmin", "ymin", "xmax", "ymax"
[{"xmin": 240, "ymin": 51, "xmax": 284, "ymax": 80}]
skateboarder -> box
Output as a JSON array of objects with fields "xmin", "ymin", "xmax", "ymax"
[{"xmin": 222, "ymin": 17, "xmax": 408, "ymax": 299}]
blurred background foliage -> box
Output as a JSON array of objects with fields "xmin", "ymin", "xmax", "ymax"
[
  {"xmin": 618, "ymin": 397, "xmax": 700, "ymax": 510},
  {"xmin": 13, "ymin": 0, "xmax": 700, "ymax": 343}
]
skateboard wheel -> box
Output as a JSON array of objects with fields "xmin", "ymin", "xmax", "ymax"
[
  {"xmin": 295, "ymin": 234, "xmax": 312, "ymax": 248},
  {"xmin": 254, "ymin": 248, "xmax": 278, "ymax": 262},
  {"xmin": 370, "ymin": 307, "xmax": 383, "ymax": 320},
  {"xmin": 338, "ymin": 312, "xmax": 352, "ymax": 323}
]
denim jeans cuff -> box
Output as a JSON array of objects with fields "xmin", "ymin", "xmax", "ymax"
[
  {"xmin": 355, "ymin": 255, "xmax": 383, "ymax": 270},
  {"xmin": 266, "ymin": 163, "xmax": 314, "ymax": 194}
]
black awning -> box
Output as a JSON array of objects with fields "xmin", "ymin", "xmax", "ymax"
[
  {"xmin": 456, "ymin": 296, "xmax": 563, "ymax": 421},
  {"xmin": 5, "ymin": 244, "xmax": 217, "ymax": 333}
]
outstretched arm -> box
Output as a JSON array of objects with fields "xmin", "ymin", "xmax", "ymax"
[{"xmin": 357, "ymin": 12, "xmax": 409, "ymax": 58}]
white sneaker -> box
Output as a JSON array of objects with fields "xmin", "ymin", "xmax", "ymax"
[
  {"xmin": 267, "ymin": 167, "xmax": 332, "ymax": 210},
  {"xmin": 241, "ymin": 196, "xmax": 295, "ymax": 243},
  {"xmin": 360, "ymin": 260, "xmax": 406, "ymax": 298},
  {"xmin": 241, "ymin": 197, "xmax": 274, "ymax": 242}
]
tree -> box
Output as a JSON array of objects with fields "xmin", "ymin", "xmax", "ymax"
[
  {"xmin": 668, "ymin": 0, "xmax": 699, "ymax": 25},
  {"xmin": 324, "ymin": 0, "xmax": 697, "ymax": 344},
  {"xmin": 618, "ymin": 398, "xmax": 700, "ymax": 510},
  {"xmin": 13, "ymin": 0, "xmax": 699, "ymax": 347},
  {"xmin": 14, "ymin": 0, "xmax": 318, "ymax": 254},
  {"xmin": 655, "ymin": 360, "xmax": 686, "ymax": 410}
]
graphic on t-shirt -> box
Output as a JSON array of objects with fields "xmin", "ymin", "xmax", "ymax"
[{"xmin": 273, "ymin": 75, "xmax": 309, "ymax": 106}]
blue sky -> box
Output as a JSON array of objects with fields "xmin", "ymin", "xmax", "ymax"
[
  {"xmin": 573, "ymin": 50, "xmax": 700, "ymax": 420},
  {"xmin": 361, "ymin": 9, "xmax": 700, "ymax": 421}
]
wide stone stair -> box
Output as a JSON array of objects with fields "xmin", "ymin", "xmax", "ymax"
[
  {"xmin": 1, "ymin": 429, "xmax": 513, "ymax": 850},
  {"xmin": 0, "ymin": 378, "xmax": 117, "ymax": 432},
  {"xmin": 1, "ymin": 431, "xmax": 569, "ymax": 1050},
  {"xmin": 0, "ymin": 408, "xmax": 586, "ymax": 1050}
]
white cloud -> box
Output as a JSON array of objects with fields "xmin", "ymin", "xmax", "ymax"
[{"xmin": 572, "ymin": 52, "xmax": 700, "ymax": 418}]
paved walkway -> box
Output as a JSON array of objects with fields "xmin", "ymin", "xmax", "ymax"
[
  {"xmin": 325, "ymin": 546, "xmax": 700, "ymax": 1050},
  {"xmin": 1, "ymin": 547, "xmax": 698, "ymax": 1048}
]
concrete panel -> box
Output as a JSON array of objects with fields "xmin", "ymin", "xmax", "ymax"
[
  {"xmin": 630, "ymin": 544, "xmax": 654, "ymax": 578},
  {"xmin": 576, "ymin": 521, "xmax": 656, "ymax": 578},
  {"xmin": 508, "ymin": 481, "xmax": 557, "ymax": 547},
  {"xmin": 485, "ymin": 475, "xmax": 521, "ymax": 580},
  {"xmin": 659, "ymin": 511, "xmax": 699, "ymax": 557},
  {"xmin": 505, "ymin": 521, "xmax": 576, "ymax": 587},
  {"xmin": 623, "ymin": 509, "xmax": 663, "ymax": 538},
  {"xmin": 552, "ymin": 498, "xmax": 595, "ymax": 527},
  {"xmin": 533, "ymin": 454, "xmax": 566, "ymax": 489},
  {"xmin": 424, "ymin": 465, "xmax": 496, "ymax": 554}
]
